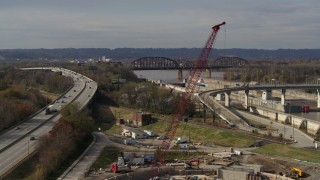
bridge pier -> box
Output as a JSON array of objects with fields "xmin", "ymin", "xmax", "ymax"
[
  {"xmin": 177, "ymin": 69, "xmax": 183, "ymax": 81},
  {"xmin": 262, "ymin": 89, "xmax": 272, "ymax": 100},
  {"xmin": 317, "ymin": 89, "xmax": 320, "ymax": 108},
  {"xmin": 216, "ymin": 93, "xmax": 223, "ymax": 101},
  {"xmin": 244, "ymin": 89, "xmax": 249, "ymax": 110},
  {"xmin": 205, "ymin": 69, "xmax": 212, "ymax": 78},
  {"xmin": 224, "ymin": 91, "xmax": 231, "ymax": 107},
  {"xmin": 281, "ymin": 88, "xmax": 286, "ymax": 105}
]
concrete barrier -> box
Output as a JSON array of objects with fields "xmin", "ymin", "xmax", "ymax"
[
  {"xmin": 249, "ymin": 106, "xmax": 320, "ymax": 135},
  {"xmin": 307, "ymin": 121, "xmax": 320, "ymax": 135}
]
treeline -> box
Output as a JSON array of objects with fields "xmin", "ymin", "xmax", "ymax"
[
  {"xmin": 111, "ymin": 82, "xmax": 195, "ymax": 115},
  {"xmin": 224, "ymin": 61, "xmax": 320, "ymax": 84},
  {"xmin": 27, "ymin": 103, "xmax": 93, "ymax": 179},
  {"xmin": 0, "ymin": 88, "xmax": 46, "ymax": 131},
  {"xmin": 2, "ymin": 48, "xmax": 320, "ymax": 61},
  {"xmin": 69, "ymin": 63, "xmax": 195, "ymax": 123},
  {"xmin": 0, "ymin": 63, "xmax": 73, "ymax": 131},
  {"xmin": 1, "ymin": 66, "xmax": 73, "ymax": 94}
]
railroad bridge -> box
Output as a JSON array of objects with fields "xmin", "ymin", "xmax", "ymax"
[
  {"xmin": 130, "ymin": 56, "xmax": 249, "ymax": 79},
  {"xmin": 130, "ymin": 56, "xmax": 249, "ymax": 70}
]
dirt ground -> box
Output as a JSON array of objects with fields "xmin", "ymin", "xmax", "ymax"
[
  {"xmin": 240, "ymin": 153, "xmax": 320, "ymax": 180},
  {"xmin": 85, "ymin": 134, "xmax": 320, "ymax": 180}
]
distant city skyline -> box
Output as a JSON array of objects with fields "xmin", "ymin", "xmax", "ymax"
[{"xmin": 0, "ymin": 0, "xmax": 319, "ymax": 49}]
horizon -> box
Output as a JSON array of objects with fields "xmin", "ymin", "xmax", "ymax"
[{"xmin": 2, "ymin": 47, "xmax": 320, "ymax": 50}]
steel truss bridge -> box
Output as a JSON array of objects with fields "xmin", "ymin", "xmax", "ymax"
[{"xmin": 129, "ymin": 56, "xmax": 249, "ymax": 70}]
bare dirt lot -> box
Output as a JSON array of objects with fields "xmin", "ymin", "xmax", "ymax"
[{"xmin": 241, "ymin": 153, "xmax": 320, "ymax": 180}]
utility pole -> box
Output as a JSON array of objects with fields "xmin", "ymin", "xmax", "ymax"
[
  {"xmin": 203, "ymin": 103, "xmax": 206, "ymax": 123},
  {"xmin": 283, "ymin": 123, "xmax": 286, "ymax": 144},
  {"xmin": 28, "ymin": 138, "xmax": 29, "ymax": 156}
]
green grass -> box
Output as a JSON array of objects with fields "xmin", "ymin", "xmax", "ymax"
[
  {"xmin": 142, "ymin": 121, "xmax": 256, "ymax": 148},
  {"xmin": 105, "ymin": 124, "xmax": 122, "ymax": 135},
  {"xmin": 91, "ymin": 147, "xmax": 121, "ymax": 169},
  {"xmin": 252, "ymin": 143, "xmax": 320, "ymax": 163}
]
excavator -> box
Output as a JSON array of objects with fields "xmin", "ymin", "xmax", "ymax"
[{"xmin": 292, "ymin": 167, "xmax": 304, "ymax": 178}]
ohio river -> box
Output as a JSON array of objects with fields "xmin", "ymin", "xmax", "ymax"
[
  {"xmin": 133, "ymin": 70, "xmax": 223, "ymax": 83},
  {"xmin": 134, "ymin": 70, "xmax": 320, "ymax": 121}
]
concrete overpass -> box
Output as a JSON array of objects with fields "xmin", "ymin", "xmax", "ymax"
[
  {"xmin": 198, "ymin": 83, "xmax": 320, "ymax": 137},
  {"xmin": 209, "ymin": 84, "xmax": 320, "ymax": 110}
]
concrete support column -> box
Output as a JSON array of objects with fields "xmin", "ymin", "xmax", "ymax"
[
  {"xmin": 262, "ymin": 89, "xmax": 272, "ymax": 100},
  {"xmin": 205, "ymin": 69, "xmax": 212, "ymax": 78},
  {"xmin": 281, "ymin": 88, "xmax": 286, "ymax": 105},
  {"xmin": 244, "ymin": 89, "xmax": 249, "ymax": 110},
  {"xmin": 216, "ymin": 93, "xmax": 223, "ymax": 101},
  {"xmin": 317, "ymin": 89, "xmax": 320, "ymax": 108},
  {"xmin": 224, "ymin": 91, "xmax": 231, "ymax": 107},
  {"xmin": 177, "ymin": 69, "xmax": 183, "ymax": 81}
]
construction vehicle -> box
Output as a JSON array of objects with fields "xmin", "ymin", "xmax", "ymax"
[
  {"xmin": 111, "ymin": 152, "xmax": 132, "ymax": 173},
  {"xmin": 184, "ymin": 159, "xmax": 200, "ymax": 169},
  {"xmin": 176, "ymin": 136, "xmax": 189, "ymax": 144},
  {"xmin": 147, "ymin": 22, "xmax": 226, "ymax": 180},
  {"xmin": 292, "ymin": 167, "xmax": 304, "ymax": 177}
]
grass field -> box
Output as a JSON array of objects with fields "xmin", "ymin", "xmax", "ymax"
[
  {"xmin": 104, "ymin": 106, "xmax": 256, "ymax": 148},
  {"xmin": 252, "ymin": 143, "xmax": 320, "ymax": 163},
  {"xmin": 142, "ymin": 121, "xmax": 256, "ymax": 148},
  {"xmin": 91, "ymin": 147, "xmax": 122, "ymax": 169}
]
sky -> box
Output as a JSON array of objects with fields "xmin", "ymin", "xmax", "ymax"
[{"xmin": 0, "ymin": 0, "xmax": 320, "ymax": 49}]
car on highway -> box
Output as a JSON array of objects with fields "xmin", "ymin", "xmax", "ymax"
[
  {"xmin": 15, "ymin": 127, "xmax": 21, "ymax": 130},
  {"xmin": 30, "ymin": 136, "xmax": 36, "ymax": 140}
]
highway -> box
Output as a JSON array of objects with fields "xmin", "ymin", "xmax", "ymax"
[{"xmin": 0, "ymin": 67, "xmax": 97, "ymax": 178}]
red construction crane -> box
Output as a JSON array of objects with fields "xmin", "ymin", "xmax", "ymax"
[{"xmin": 147, "ymin": 22, "xmax": 226, "ymax": 179}]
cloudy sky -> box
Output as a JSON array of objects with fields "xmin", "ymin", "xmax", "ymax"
[{"xmin": 0, "ymin": 0, "xmax": 319, "ymax": 49}]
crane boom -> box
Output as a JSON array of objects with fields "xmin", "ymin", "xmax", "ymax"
[{"xmin": 147, "ymin": 22, "xmax": 225, "ymax": 179}]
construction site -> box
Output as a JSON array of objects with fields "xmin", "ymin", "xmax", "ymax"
[
  {"xmin": 82, "ymin": 22, "xmax": 320, "ymax": 180},
  {"xmin": 84, "ymin": 123, "xmax": 319, "ymax": 180}
]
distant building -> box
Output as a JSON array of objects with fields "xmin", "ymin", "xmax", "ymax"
[
  {"xmin": 116, "ymin": 118, "xmax": 125, "ymax": 126},
  {"xmin": 132, "ymin": 112, "xmax": 152, "ymax": 127}
]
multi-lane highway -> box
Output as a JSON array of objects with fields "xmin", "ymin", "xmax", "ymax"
[{"xmin": 0, "ymin": 67, "xmax": 97, "ymax": 178}]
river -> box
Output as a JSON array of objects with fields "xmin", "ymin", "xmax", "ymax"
[{"xmin": 134, "ymin": 70, "xmax": 223, "ymax": 83}]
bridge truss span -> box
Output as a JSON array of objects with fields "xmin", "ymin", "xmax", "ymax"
[
  {"xmin": 212, "ymin": 56, "xmax": 249, "ymax": 68},
  {"xmin": 131, "ymin": 57, "xmax": 179, "ymax": 70}
]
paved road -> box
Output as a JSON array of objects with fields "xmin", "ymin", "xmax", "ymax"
[
  {"xmin": 234, "ymin": 110, "xmax": 315, "ymax": 148},
  {"xmin": 61, "ymin": 132, "xmax": 110, "ymax": 180},
  {"xmin": 198, "ymin": 90, "xmax": 315, "ymax": 148},
  {"xmin": 0, "ymin": 67, "xmax": 97, "ymax": 178}
]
